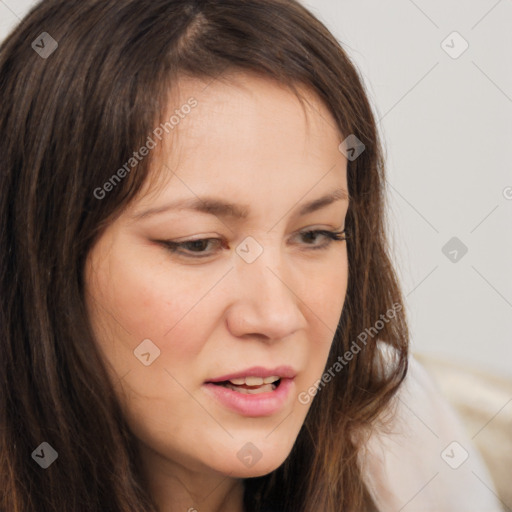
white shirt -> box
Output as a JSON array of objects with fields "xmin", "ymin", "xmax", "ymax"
[{"xmin": 359, "ymin": 345, "xmax": 504, "ymax": 512}]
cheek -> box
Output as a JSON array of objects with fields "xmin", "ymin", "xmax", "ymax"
[
  {"xmin": 86, "ymin": 242, "xmax": 237, "ymax": 387},
  {"xmin": 300, "ymin": 248, "xmax": 348, "ymax": 334},
  {"xmin": 296, "ymin": 250, "xmax": 348, "ymax": 386},
  {"xmin": 86, "ymin": 250, "xmax": 224, "ymax": 450},
  {"xmin": 92, "ymin": 249, "xmax": 207, "ymax": 343}
]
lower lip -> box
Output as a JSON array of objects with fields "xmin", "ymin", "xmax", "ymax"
[{"xmin": 203, "ymin": 378, "xmax": 294, "ymax": 417}]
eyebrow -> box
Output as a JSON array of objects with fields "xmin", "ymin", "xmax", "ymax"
[{"xmin": 130, "ymin": 187, "xmax": 349, "ymax": 221}]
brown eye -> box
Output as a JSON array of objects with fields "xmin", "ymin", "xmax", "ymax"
[
  {"xmin": 159, "ymin": 238, "xmax": 224, "ymax": 258},
  {"xmin": 296, "ymin": 229, "xmax": 347, "ymax": 250},
  {"xmin": 156, "ymin": 229, "xmax": 347, "ymax": 260}
]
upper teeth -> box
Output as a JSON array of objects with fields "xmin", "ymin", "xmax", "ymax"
[{"xmin": 229, "ymin": 376, "xmax": 280, "ymax": 386}]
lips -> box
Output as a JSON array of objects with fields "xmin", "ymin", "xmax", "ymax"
[{"xmin": 203, "ymin": 365, "xmax": 297, "ymax": 416}]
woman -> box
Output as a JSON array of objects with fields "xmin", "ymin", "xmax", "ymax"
[{"xmin": 0, "ymin": 1, "xmax": 500, "ymax": 511}]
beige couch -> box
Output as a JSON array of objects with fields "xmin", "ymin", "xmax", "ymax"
[{"xmin": 415, "ymin": 353, "xmax": 512, "ymax": 511}]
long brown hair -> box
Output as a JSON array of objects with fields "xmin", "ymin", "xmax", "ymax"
[{"xmin": 0, "ymin": 0, "xmax": 409, "ymax": 510}]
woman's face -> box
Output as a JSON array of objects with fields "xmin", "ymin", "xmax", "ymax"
[{"xmin": 84, "ymin": 73, "xmax": 349, "ymax": 481}]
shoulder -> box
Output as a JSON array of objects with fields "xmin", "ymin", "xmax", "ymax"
[{"xmin": 360, "ymin": 341, "xmax": 503, "ymax": 512}]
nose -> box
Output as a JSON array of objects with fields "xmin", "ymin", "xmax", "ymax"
[{"xmin": 225, "ymin": 243, "xmax": 308, "ymax": 341}]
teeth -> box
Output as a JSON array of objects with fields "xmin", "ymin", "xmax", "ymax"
[
  {"xmin": 245, "ymin": 376, "xmax": 263, "ymax": 386},
  {"xmin": 228, "ymin": 376, "xmax": 280, "ymax": 386},
  {"xmin": 223, "ymin": 382, "xmax": 277, "ymax": 394},
  {"xmin": 229, "ymin": 377, "xmax": 251, "ymax": 385}
]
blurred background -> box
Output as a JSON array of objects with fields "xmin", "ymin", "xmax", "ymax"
[{"xmin": 1, "ymin": 0, "xmax": 511, "ymax": 507}]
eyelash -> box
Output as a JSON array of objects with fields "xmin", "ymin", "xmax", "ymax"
[{"xmin": 158, "ymin": 229, "xmax": 348, "ymax": 259}]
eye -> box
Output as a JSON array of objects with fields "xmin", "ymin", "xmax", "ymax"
[
  {"xmin": 159, "ymin": 237, "xmax": 224, "ymax": 258},
  {"xmin": 295, "ymin": 229, "xmax": 347, "ymax": 250},
  {"xmin": 157, "ymin": 229, "xmax": 348, "ymax": 259}
]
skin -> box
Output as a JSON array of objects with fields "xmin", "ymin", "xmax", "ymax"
[{"xmin": 84, "ymin": 72, "xmax": 349, "ymax": 512}]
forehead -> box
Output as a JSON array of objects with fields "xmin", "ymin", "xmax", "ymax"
[
  {"xmin": 172, "ymin": 70, "xmax": 343, "ymax": 152},
  {"xmin": 131, "ymin": 72, "xmax": 348, "ymax": 214}
]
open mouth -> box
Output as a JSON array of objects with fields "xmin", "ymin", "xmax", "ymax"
[
  {"xmin": 203, "ymin": 372, "xmax": 294, "ymax": 416},
  {"xmin": 211, "ymin": 376, "xmax": 281, "ymax": 394},
  {"xmin": 214, "ymin": 379, "xmax": 281, "ymax": 395}
]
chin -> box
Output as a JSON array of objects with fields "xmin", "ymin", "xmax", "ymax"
[
  {"xmin": 226, "ymin": 458, "xmax": 286, "ymax": 479},
  {"xmin": 210, "ymin": 447, "xmax": 291, "ymax": 479}
]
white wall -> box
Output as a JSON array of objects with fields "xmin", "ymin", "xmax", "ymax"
[{"xmin": 1, "ymin": 0, "xmax": 511, "ymax": 376}]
